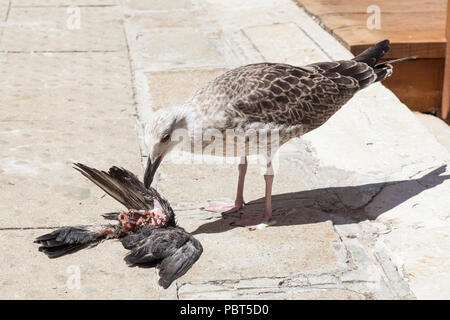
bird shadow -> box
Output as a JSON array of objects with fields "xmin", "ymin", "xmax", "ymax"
[{"xmin": 190, "ymin": 165, "xmax": 449, "ymax": 235}]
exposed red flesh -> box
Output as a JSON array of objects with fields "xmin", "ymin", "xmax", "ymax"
[{"xmin": 118, "ymin": 209, "xmax": 168, "ymax": 232}]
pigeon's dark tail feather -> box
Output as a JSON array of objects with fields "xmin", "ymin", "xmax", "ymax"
[
  {"xmin": 34, "ymin": 225, "xmax": 121, "ymax": 258},
  {"xmin": 73, "ymin": 162, "xmax": 153, "ymax": 211},
  {"xmin": 353, "ymin": 39, "xmax": 391, "ymax": 67}
]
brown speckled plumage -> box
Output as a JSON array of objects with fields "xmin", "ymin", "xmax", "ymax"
[{"xmin": 188, "ymin": 40, "xmax": 393, "ymax": 142}]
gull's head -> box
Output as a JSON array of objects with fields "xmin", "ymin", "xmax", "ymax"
[{"xmin": 143, "ymin": 106, "xmax": 187, "ymax": 188}]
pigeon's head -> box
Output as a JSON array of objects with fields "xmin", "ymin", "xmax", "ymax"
[{"xmin": 144, "ymin": 106, "xmax": 187, "ymax": 188}]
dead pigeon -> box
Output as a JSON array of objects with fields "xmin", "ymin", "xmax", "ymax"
[{"xmin": 34, "ymin": 163, "xmax": 203, "ymax": 289}]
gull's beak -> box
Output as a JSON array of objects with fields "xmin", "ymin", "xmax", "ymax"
[{"xmin": 144, "ymin": 155, "xmax": 162, "ymax": 188}]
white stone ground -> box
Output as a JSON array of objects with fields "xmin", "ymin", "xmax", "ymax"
[{"xmin": 0, "ymin": 0, "xmax": 449, "ymax": 299}]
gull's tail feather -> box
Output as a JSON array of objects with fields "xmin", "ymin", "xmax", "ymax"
[
  {"xmin": 353, "ymin": 39, "xmax": 391, "ymax": 67},
  {"xmin": 373, "ymin": 56, "xmax": 416, "ymax": 82},
  {"xmin": 353, "ymin": 40, "xmax": 392, "ymax": 83},
  {"xmin": 353, "ymin": 40, "xmax": 416, "ymax": 83},
  {"xmin": 372, "ymin": 64, "xmax": 393, "ymax": 83},
  {"xmin": 382, "ymin": 56, "xmax": 417, "ymax": 65}
]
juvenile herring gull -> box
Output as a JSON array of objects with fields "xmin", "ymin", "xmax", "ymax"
[{"xmin": 143, "ymin": 39, "xmax": 405, "ymax": 230}]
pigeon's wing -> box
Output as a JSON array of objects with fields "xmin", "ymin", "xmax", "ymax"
[
  {"xmin": 73, "ymin": 163, "xmax": 155, "ymax": 210},
  {"xmin": 120, "ymin": 225, "xmax": 160, "ymax": 250},
  {"xmin": 123, "ymin": 227, "xmax": 188, "ymax": 264},
  {"xmin": 157, "ymin": 234, "xmax": 203, "ymax": 289},
  {"xmin": 34, "ymin": 226, "xmax": 103, "ymax": 258},
  {"xmin": 123, "ymin": 227, "xmax": 203, "ymax": 289}
]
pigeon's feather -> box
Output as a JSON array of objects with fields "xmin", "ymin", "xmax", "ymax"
[
  {"xmin": 157, "ymin": 236, "xmax": 203, "ymax": 289},
  {"xmin": 34, "ymin": 226, "xmax": 112, "ymax": 258},
  {"xmin": 122, "ymin": 226, "xmax": 203, "ymax": 289},
  {"xmin": 73, "ymin": 163, "xmax": 154, "ymax": 210}
]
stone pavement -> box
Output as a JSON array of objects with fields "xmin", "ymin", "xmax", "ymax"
[{"xmin": 0, "ymin": 0, "xmax": 449, "ymax": 300}]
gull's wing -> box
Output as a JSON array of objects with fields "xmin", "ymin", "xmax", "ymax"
[
  {"xmin": 195, "ymin": 62, "xmax": 368, "ymax": 130},
  {"xmin": 122, "ymin": 226, "xmax": 203, "ymax": 289},
  {"xmin": 191, "ymin": 40, "xmax": 393, "ymax": 131},
  {"xmin": 73, "ymin": 163, "xmax": 155, "ymax": 210}
]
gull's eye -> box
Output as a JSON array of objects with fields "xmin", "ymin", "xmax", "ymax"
[{"xmin": 161, "ymin": 134, "xmax": 170, "ymax": 143}]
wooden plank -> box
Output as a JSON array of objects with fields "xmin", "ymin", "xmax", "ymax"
[
  {"xmin": 298, "ymin": 0, "xmax": 446, "ymax": 15},
  {"xmin": 382, "ymin": 59, "xmax": 445, "ymax": 114},
  {"xmin": 320, "ymin": 12, "xmax": 447, "ymax": 58},
  {"xmin": 351, "ymin": 42, "xmax": 446, "ymax": 60},
  {"xmin": 296, "ymin": 0, "xmax": 447, "ymax": 58},
  {"xmin": 442, "ymin": 0, "xmax": 450, "ymax": 120}
]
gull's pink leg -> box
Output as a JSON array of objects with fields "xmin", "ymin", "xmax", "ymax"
[
  {"xmin": 205, "ymin": 157, "xmax": 247, "ymax": 214},
  {"xmin": 234, "ymin": 162, "xmax": 274, "ymax": 231}
]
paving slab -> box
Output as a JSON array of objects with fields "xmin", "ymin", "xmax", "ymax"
[
  {"xmin": 206, "ymin": 4, "xmax": 300, "ymax": 31},
  {"xmin": 177, "ymin": 211, "xmax": 347, "ymax": 283},
  {"xmin": 1, "ymin": 6, "xmax": 126, "ymax": 52},
  {"xmin": 156, "ymin": 161, "xmax": 310, "ymax": 206},
  {"xmin": 133, "ymin": 28, "xmax": 234, "ymax": 71},
  {"xmin": 127, "ymin": 10, "xmax": 204, "ymax": 29},
  {"xmin": 0, "ymin": 229, "xmax": 160, "ymax": 299},
  {"xmin": 146, "ymin": 68, "xmax": 228, "ymax": 111},
  {"xmin": 204, "ymin": 0, "xmax": 281, "ymax": 10},
  {"xmin": 243, "ymin": 23, "xmax": 329, "ymax": 65},
  {"xmin": 414, "ymin": 112, "xmax": 450, "ymax": 153},
  {"xmin": 125, "ymin": 0, "xmax": 193, "ymax": 11},
  {"xmin": 237, "ymin": 289, "xmax": 365, "ymax": 300},
  {"xmin": 178, "ymin": 284, "xmax": 366, "ymax": 300},
  {"xmin": 12, "ymin": 0, "xmax": 117, "ymax": 6},
  {"xmin": 375, "ymin": 226, "xmax": 450, "ymax": 300},
  {"xmin": 365, "ymin": 167, "xmax": 450, "ymax": 228},
  {"xmin": 0, "ymin": 118, "xmax": 142, "ymax": 228},
  {"xmin": 0, "ymin": 52, "xmax": 134, "ymax": 121},
  {"xmin": 367, "ymin": 166, "xmax": 450, "ymax": 300},
  {"xmin": 0, "ymin": 1, "xmax": 8, "ymax": 22}
]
